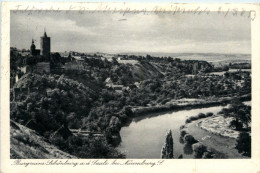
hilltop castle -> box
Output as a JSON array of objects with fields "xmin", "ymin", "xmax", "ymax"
[
  {"xmin": 18, "ymin": 31, "xmax": 52, "ymax": 74},
  {"xmin": 30, "ymin": 31, "xmax": 51, "ymax": 61}
]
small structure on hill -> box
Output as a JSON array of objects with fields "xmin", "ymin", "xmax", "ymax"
[{"xmin": 105, "ymin": 77, "xmax": 125, "ymax": 93}]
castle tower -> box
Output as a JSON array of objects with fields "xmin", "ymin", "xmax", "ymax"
[
  {"xmin": 30, "ymin": 39, "xmax": 36, "ymax": 55},
  {"xmin": 40, "ymin": 31, "xmax": 51, "ymax": 60}
]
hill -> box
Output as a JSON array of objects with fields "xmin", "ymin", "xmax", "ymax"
[{"xmin": 10, "ymin": 120, "xmax": 76, "ymax": 159}]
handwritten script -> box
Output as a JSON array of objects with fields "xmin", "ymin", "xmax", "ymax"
[
  {"xmin": 12, "ymin": 159, "xmax": 165, "ymax": 168},
  {"xmin": 13, "ymin": 4, "xmax": 257, "ymax": 21}
]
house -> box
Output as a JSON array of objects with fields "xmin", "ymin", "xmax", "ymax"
[
  {"xmin": 73, "ymin": 56, "xmax": 84, "ymax": 61},
  {"xmin": 105, "ymin": 78, "xmax": 125, "ymax": 93},
  {"xmin": 134, "ymin": 82, "xmax": 140, "ymax": 88}
]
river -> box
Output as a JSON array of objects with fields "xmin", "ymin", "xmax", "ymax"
[{"xmin": 117, "ymin": 101, "xmax": 251, "ymax": 158}]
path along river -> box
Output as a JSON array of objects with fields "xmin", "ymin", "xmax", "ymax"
[{"xmin": 117, "ymin": 101, "xmax": 251, "ymax": 158}]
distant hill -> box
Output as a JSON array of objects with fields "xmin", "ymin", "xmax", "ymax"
[
  {"xmin": 10, "ymin": 120, "xmax": 76, "ymax": 159},
  {"xmin": 118, "ymin": 52, "xmax": 251, "ymax": 63}
]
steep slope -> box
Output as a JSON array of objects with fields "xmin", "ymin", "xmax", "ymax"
[
  {"xmin": 10, "ymin": 120, "xmax": 77, "ymax": 159},
  {"xmin": 130, "ymin": 61, "xmax": 164, "ymax": 81}
]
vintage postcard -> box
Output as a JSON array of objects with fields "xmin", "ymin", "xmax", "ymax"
[{"xmin": 1, "ymin": 2, "xmax": 260, "ymax": 173}]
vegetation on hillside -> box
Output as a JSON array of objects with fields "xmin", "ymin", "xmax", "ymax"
[{"xmin": 10, "ymin": 49, "xmax": 252, "ymax": 158}]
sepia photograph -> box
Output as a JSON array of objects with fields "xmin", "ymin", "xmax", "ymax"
[{"xmin": 8, "ymin": 9, "xmax": 253, "ymax": 160}]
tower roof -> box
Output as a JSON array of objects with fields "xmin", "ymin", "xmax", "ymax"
[
  {"xmin": 31, "ymin": 39, "xmax": 36, "ymax": 49},
  {"xmin": 44, "ymin": 32, "xmax": 47, "ymax": 37}
]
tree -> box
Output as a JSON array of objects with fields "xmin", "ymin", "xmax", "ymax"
[
  {"xmin": 192, "ymin": 143, "xmax": 207, "ymax": 158},
  {"xmin": 229, "ymin": 120, "xmax": 243, "ymax": 130},
  {"xmin": 235, "ymin": 132, "xmax": 251, "ymax": 157},
  {"xmin": 222, "ymin": 100, "xmax": 251, "ymax": 130},
  {"xmin": 161, "ymin": 130, "xmax": 174, "ymax": 158}
]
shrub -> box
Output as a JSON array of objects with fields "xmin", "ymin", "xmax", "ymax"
[
  {"xmin": 185, "ymin": 119, "xmax": 191, "ymax": 124},
  {"xmin": 202, "ymin": 151, "xmax": 214, "ymax": 159},
  {"xmin": 185, "ymin": 112, "xmax": 214, "ymax": 124},
  {"xmin": 189, "ymin": 116, "xmax": 197, "ymax": 121},
  {"xmin": 198, "ymin": 113, "xmax": 206, "ymax": 118},
  {"xmin": 206, "ymin": 112, "xmax": 213, "ymax": 117},
  {"xmin": 124, "ymin": 106, "xmax": 133, "ymax": 117},
  {"xmin": 192, "ymin": 143, "xmax": 207, "ymax": 158},
  {"xmin": 183, "ymin": 143, "xmax": 193, "ymax": 155},
  {"xmin": 183, "ymin": 134, "xmax": 197, "ymax": 145},
  {"xmin": 118, "ymin": 113, "xmax": 128, "ymax": 123},
  {"xmin": 235, "ymin": 132, "xmax": 251, "ymax": 157},
  {"xmin": 180, "ymin": 130, "xmax": 187, "ymax": 137},
  {"xmin": 229, "ymin": 120, "xmax": 243, "ymax": 130}
]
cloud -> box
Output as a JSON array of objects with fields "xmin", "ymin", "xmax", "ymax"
[{"xmin": 10, "ymin": 11, "xmax": 251, "ymax": 54}]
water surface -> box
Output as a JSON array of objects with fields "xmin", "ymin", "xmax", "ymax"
[{"xmin": 118, "ymin": 105, "xmax": 227, "ymax": 158}]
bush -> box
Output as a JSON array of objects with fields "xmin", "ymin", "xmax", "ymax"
[
  {"xmin": 189, "ymin": 116, "xmax": 198, "ymax": 121},
  {"xmin": 202, "ymin": 151, "xmax": 214, "ymax": 158},
  {"xmin": 185, "ymin": 119, "xmax": 191, "ymax": 124},
  {"xmin": 198, "ymin": 113, "xmax": 206, "ymax": 118},
  {"xmin": 183, "ymin": 134, "xmax": 197, "ymax": 145},
  {"xmin": 118, "ymin": 113, "xmax": 128, "ymax": 123},
  {"xmin": 229, "ymin": 120, "xmax": 243, "ymax": 130},
  {"xmin": 235, "ymin": 132, "xmax": 251, "ymax": 157},
  {"xmin": 192, "ymin": 143, "xmax": 207, "ymax": 158},
  {"xmin": 180, "ymin": 130, "xmax": 187, "ymax": 137},
  {"xmin": 185, "ymin": 116, "xmax": 198, "ymax": 124},
  {"xmin": 124, "ymin": 106, "xmax": 133, "ymax": 117},
  {"xmin": 183, "ymin": 143, "xmax": 193, "ymax": 155},
  {"xmin": 206, "ymin": 112, "xmax": 213, "ymax": 117},
  {"xmin": 185, "ymin": 112, "xmax": 213, "ymax": 124}
]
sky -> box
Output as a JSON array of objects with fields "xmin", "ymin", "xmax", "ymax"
[{"xmin": 10, "ymin": 11, "xmax": 251, "ymax": 54}]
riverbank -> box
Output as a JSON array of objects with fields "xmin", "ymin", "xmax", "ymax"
[
  {"xmin": 129, "ymin": 94, "xmax": 250, "ymax": 117},
  {"xmin": 118, "ymin": 101, "xmax": 233, "ymax": 158},
  {"xmin": 178, "ymin": 100, "xmax": 251, "ymax": 158},
  {"xmin": 116, "ymin": 95, "xmax": 250, "ymax": 158},
  {"xmin": 183, "ymin": 120, "xmax": 246, "ymax": 158}
]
